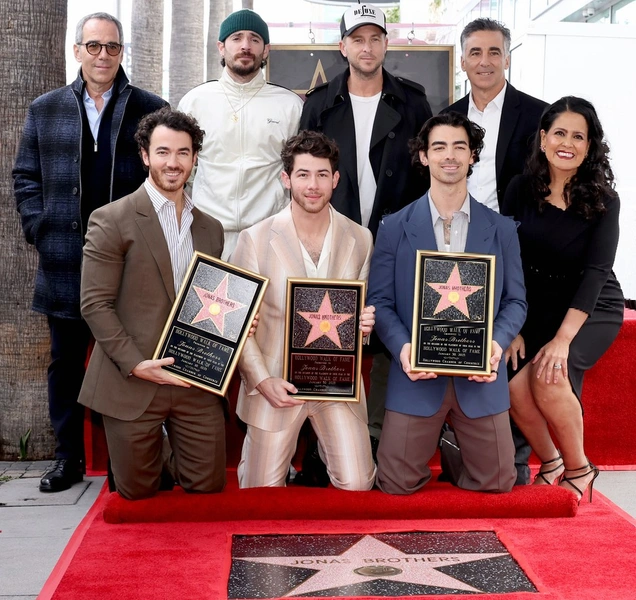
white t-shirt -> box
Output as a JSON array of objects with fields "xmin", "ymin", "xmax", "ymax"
[{"xmin": 350, "ymin": 92, "xmax": 381, "ymax": 227}]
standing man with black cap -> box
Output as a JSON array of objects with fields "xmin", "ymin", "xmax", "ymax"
[
  {"xmin": 299, "ymin": 2, "xmax": 433, "ymax": 455},
  {"xmin": 179, "ymin": 9, "xmax": 303, "ymax": 260}
]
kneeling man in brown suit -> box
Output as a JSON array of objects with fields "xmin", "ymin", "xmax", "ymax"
[{"xmin": 78, "ymin": 108, "xmax": 226, "ymax": 500}]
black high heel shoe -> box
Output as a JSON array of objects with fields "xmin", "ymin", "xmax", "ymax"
[
  {"xmin": 533, "ymin": 454, "xmax": 564, "ymax": 485},
  {"xmin": 559, "ymin": 462, "xmax": 600, "ymax": 504}
]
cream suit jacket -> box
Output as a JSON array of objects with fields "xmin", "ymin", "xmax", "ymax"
[
  {"xmin": 78, "ymin": 185, "xmax": 224, "ymax": 421},
  {"xmin": 231, "ymin": 204, "xmax": 373, "ymax": 432}
]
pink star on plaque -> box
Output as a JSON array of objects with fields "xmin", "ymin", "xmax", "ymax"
[
  {"xmin": 191, "ymin": 275, "xmax": 246, "ymax": 335},
  {"xmin": 298, "ymin": 291, "xmax": 353, "ymax": 349},
  {"xmin": 427, "ymin": 263, "xmax": 483, "ymax": 318}
]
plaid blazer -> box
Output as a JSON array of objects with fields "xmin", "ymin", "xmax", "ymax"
[{"xmin": 13, "ymin": 67, "xmax": 167, "ymax": 318}]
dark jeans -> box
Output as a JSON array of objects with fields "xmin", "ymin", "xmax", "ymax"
[
  {"xmin": 367, "ymin": 352, "xmax": 390, "ymax": 441},
  {"xmin": 47, "ymin": 316, "xmax": 92, "ymax": 464},
  {"xmin": 511, "ymin": 418, "xmax": 531, "ymax": 485}
]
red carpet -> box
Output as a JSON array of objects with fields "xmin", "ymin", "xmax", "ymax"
[
  {"xmin": 41, "ymin": 484, "xmax": 636, "ymax": 600},
  {"xmin": 578, "ymin": 308, "xmax": 636, "ymax": 468},
  {"xmin": 102, "ymin": 474, "xmax": 578, "ymax": 524}
]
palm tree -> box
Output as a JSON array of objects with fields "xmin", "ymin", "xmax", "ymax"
[
  {"xmin": 0, "ymin": 0, "xmax": 67, "ymax": 459},
  {"xmin": 169, "ymin": 0, "xmax": 205, "ymax": 106},
  {"xmin": 207, "ymin": 0, "xmax": 234, "ymax": 80},
  {"xmin": 131, "ymin": 0, "xmax": 164, "ymax": 96}
]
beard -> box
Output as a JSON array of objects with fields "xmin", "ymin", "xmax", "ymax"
[
  {"xmin": 148, "ymin": 165, "xmax": 187, "ymax": 194},
  {"xmin": 290, "ymin": 187, "xmax": 331, "ymax": 215},
  {"xmin": 227, "ymin": 52, "xmax": 263, "ymax": 77}
]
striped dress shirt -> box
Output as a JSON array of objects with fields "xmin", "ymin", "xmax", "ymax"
[{"xmin": 144, "ymin": 180, "xmax": 194, "ymax": 296}]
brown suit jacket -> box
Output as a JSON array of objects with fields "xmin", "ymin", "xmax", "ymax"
[
  {"xmin": 78, "ymin": 184, "xmax": 224, "ymax": 420},
  {"xmin": 231, "ymin": 204, "xmax": 373, "ymax": 432}
]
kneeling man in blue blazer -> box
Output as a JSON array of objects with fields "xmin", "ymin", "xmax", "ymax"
[{"xmin": 367, "ymin": 112, "xmax": 527, "ymax": 494}]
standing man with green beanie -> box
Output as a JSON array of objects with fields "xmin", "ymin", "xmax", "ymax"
[{"xmin": 179, "ymin": 9, "xmax": 303, "ymax": 260}]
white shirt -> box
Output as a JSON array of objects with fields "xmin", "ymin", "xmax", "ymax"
[
  {"xmin": 350, "ymin": 92, "xmax": 381, "ymax": 227},
  {"xmin": 144, "ymin": 180, "xmax": 194, "ymax": 296},
  {"xmin": 83, "ymin": 86, "xmax": 113, "ymax": 142},
  {"xmin": 467, "ymin": 82, "xmax": 507, "ymax": 212},
  {"xmin": 429, "ymin": 193, "xmax": 471, "ymax": 253},
  {"xmin": 300, "ymin": 209, "xmax": 333, "ymax": 278}
]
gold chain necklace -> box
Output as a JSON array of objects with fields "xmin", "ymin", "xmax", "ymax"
[{"xmin": 220, "ymin": 80, "xmax": 265, "ymax": 123}]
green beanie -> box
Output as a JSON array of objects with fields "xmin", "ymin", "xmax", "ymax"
[{"xmin": 219, "ymin": 9, "xmax": 270, "ymax": 45}]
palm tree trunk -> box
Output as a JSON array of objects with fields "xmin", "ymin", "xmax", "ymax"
[
  {"xmin": 0, "ymin": 0, "xmax": 67, "ymax": 459},
  {"xmin": 131, "ymin": 0, "xmax": 165, "ymax": 96},
  {"xmin": 207, "ymin": 0, "xmax": 234, "ymax": 81},
  {"xmin": 169, "ymin": 0, "xmax": 205, "ymax": 106}
]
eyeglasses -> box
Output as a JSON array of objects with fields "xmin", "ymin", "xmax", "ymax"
[{"xmin": 78, "ymin": 42, "xmax": 123, "ymax": 56}]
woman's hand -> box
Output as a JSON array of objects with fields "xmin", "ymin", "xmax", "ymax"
[
  {"xmin": 532, "ymin": 336, "xmax": 570, "ymax": 384},
  {"xmin": 505, "ymin": 335, "xmax": 525, "ymax": 371}
]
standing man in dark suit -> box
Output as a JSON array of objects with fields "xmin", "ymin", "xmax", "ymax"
[
  {"xmin": 299, "ymin": 3, "xmax": 433, "ymax": 458},
  {"xmin": 442, "ymin": 19, "xmax": 546, "ymax": 484},
  {"xmin": 78, "ymin": 108, "xmax": 226, "ymax": 500},
  {"xmin": 367, "ymin": 113, "xmax": 527, "ymax": 494},
  {"xmin": 13, "ymin": 12, "xmax": 167, "ymax": 493},
  {"xmin": 442, "ymin": 18, "xmax": 547, "ymax": 212}
]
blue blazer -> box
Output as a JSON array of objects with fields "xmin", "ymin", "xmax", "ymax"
[{"xmin": 367, "ymin": 193, "xmax": 527, "ymax": 419}]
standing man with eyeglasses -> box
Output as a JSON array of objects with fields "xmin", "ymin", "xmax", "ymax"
[
  {"xmin": 178, "ymin": 9, "xmax": 303, "ymax": 260},
  {"xmin": 13, "ymin": 12, "xmax": 167, "ymax": 493}
]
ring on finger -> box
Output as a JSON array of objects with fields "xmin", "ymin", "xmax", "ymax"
[{"xmin": 553, "ymin": 363, "xmax": 562, "ymax": 370}]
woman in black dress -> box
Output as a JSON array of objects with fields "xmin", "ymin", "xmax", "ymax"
[{"xmin": 502, "ymin": 96, "xmax": 623, "ymax": 503}]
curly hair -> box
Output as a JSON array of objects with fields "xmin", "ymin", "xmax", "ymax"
[
  {"xmin": 409, "ymin": 112, "xmax": 485, "ymax": 179},
  {"xmin": 135, "ymin": 107, "xmax": 205, "ymax": 156},
  {"xmin": 280, "ymin": 130, "xmax": 339, "ymax": 175},
  {"xmin": 526, "ymin": 96, "xmax": 615, "ymax": 219}
]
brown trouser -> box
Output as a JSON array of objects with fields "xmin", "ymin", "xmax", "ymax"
[
  {"xmin": 103, "ymin": 385, "xmax": 226, "ymax": 500},
  {"xmin": 376, "ymin": 380, "xmax": 516, "ymax": 494}
]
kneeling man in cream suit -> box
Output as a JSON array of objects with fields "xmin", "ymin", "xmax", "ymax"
[{"xmin": 231, "ymin": 130, "xmax": 376, "ymax": 490}]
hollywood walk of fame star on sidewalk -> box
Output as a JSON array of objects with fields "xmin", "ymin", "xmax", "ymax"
[
  {"xmin": 191, "ymin": 274, "xmax": 246, "ymax": 335},
  {"xmin": 236, "ymin": 534, "xmax": 507, "ymax": 596},
  {"xmin": 427, "ymin": 263, "xmax": 483, "ymax": 318},
  {"xmin": 298, "ymin": 291, "xmax": 353, "ymax": 349}
]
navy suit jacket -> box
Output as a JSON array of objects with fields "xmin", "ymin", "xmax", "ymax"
[
  {"xmin": 367, "ymin": 193, "xmax": 527, "ymax": 419},
  {"xmin": 441, "ymin": 83, "xmax": 547, "ymax": 210}
]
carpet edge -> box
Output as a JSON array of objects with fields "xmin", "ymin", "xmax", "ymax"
[
  {"xmin": 37, "ymin": 480, "xmax": 109, "ymax": 600},
  {"xmin": 102, "ymin": 485, "xmax": 579, "ymax": 524},
  {"xmin": 594, "ymin": 491, "xmax": 636, "ymax": 527}
]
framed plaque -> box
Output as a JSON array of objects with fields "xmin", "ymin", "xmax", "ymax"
[
  {"xmin": 153, "ymin": 252, "xmax": 268, "ymax": 396},
  {"xmin": 411, "ymin": 251, "xmax": 495, "ymax": 376},
  {"xmin": 283, "ymin": 278, "xmax": 366, "ymax": 402}
]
